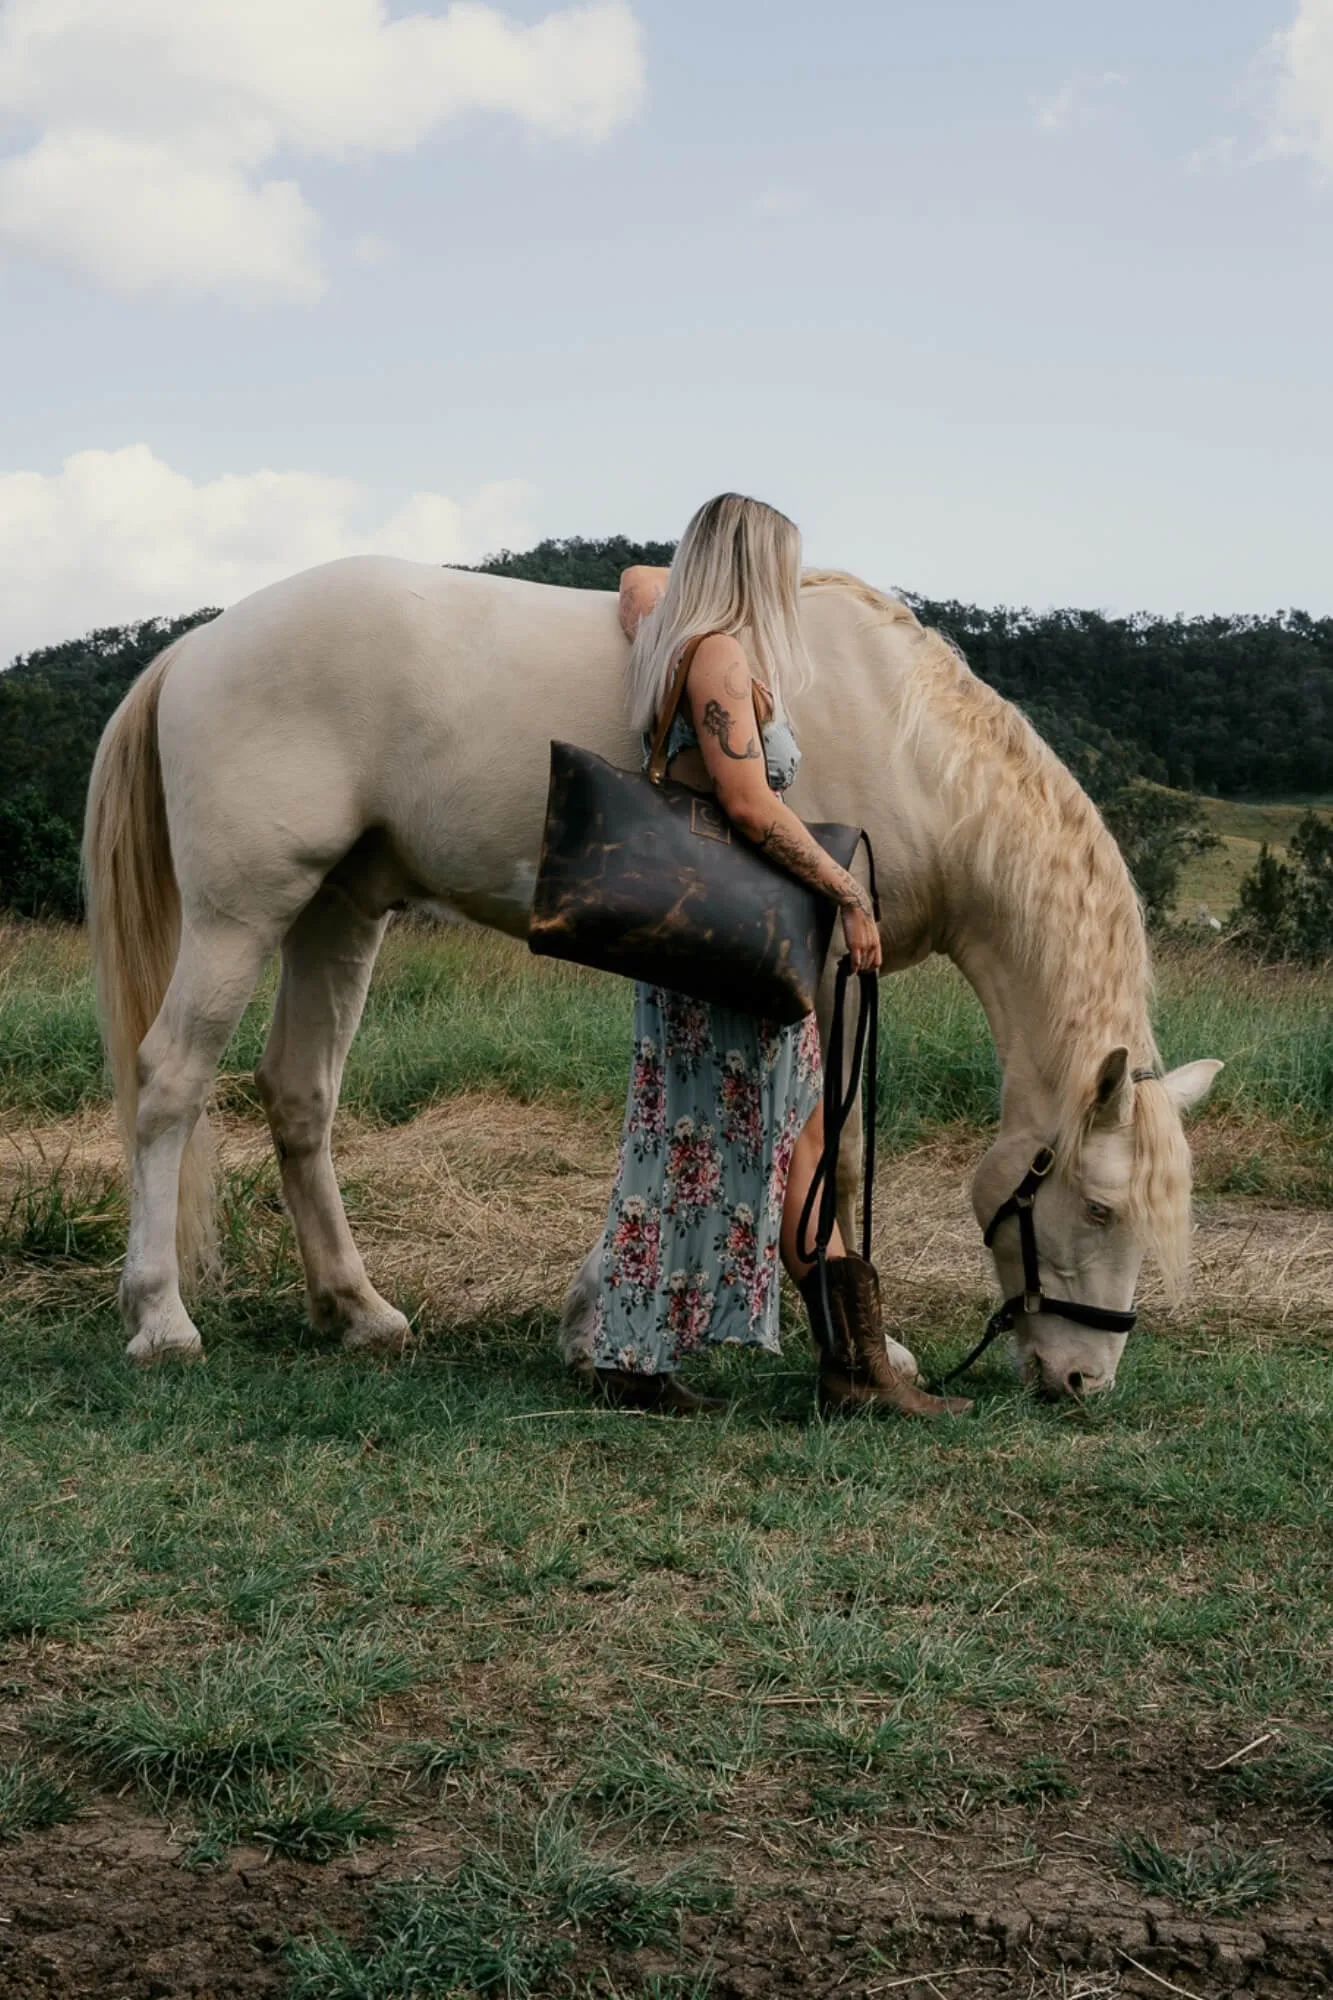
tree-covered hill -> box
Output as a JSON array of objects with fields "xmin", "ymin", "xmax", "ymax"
[
  {"xmin": 0, "ymin": 610, "xmax": 220, "ymax": 828},
  {"xmin": 905, "ymin": 596, "xmax": 1332, "ymax": 800},
  {"xmin": 471, "ymin": 534, "xmax": 677, "ymax": 591},
  {"xmin": 1, "ymin": 536, "xmax": 1330, "ymax": 920},
  {"xmin": 474, "ymin": 539, "xmax": 1332, "ymax": 800}
]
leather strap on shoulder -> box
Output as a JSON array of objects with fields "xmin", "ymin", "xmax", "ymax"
[{"xmin": 645, "ymin": 632, "xmax": 718, "ymax": 785}]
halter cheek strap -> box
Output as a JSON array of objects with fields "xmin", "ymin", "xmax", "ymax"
[
  {"xmin": 932, "ymin": 1065, "xmax": 1165, "ymax": 1387},
  {"xmin": 933, "ymin": 1143, "xmax": 1139, "ymax": 1389}
]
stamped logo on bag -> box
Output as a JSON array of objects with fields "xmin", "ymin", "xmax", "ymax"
[{"xmin": 690, "ymin": 798, "xmax": 732, "ymax": 844}]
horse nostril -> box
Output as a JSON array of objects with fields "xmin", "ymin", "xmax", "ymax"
[{"xmin": 1066, "ymin": 1369, "xmax": 1084, "ymax": 1394}]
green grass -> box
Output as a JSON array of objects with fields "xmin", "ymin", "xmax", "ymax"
[
  {"xmin": 3, "ymin": 921, "xmax": 1330, "ymax": 1159},
  {"xmin": 1174, "ymin": 794, "xmax": 1333, "ymax": 918},
  {"xmin": 0, "ymin": 1754, "xmax": 81, "ymax": 1841},
  {"xmin": 284, "ymin": 1807, "xmax": 729, "ymax": 1999},
  {"xmin": 1228, "ymin": 1735, "xmax": 1333, "ymax": 1819},
  {"xmin": 1, "ymin": 917, "xmax": 1329, "ymax": 1963},
  {"xmin": 35, "ymin": 1631, "xmax": 415, "ymax": 1812},
  {"xmin": 185, "ymin": 1780, "xmax": 396, "ymax": 1868},
  {"xmin": 0, "ymin": 1526, "xmax": 120, "ymax": 1636},
  {"xmin": 2, "ymin": 1289, "xmax": 1329, "ymax": 1891},
  {"xmin": 1115, "ymin": 1832, "xmax": 1285, "ymax": 1915},
  {"xmin": 0, "ymin": 1159, "xmax": 125, "ymax": 1262}
]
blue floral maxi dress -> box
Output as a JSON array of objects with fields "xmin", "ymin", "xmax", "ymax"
[{"xmin": 591, "ymin": 703, "xmax": 824, "ymax": 1376}]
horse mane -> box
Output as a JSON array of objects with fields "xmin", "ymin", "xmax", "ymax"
[{"xmin": 801, "ymin": 568, "xmax": 1192, "ymax": 1290}]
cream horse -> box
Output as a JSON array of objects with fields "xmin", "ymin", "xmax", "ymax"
[{"xmin": 84, "ymin": 556, "xmax": 1220, "ymax": 1395}]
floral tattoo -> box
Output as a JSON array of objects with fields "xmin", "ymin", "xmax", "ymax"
[{"xmin": 757, "ymin": 820, "xmax": 874, "ymax": 917}]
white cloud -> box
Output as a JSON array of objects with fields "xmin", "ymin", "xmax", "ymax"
[
  {"xmin": 0, "ymin": 0, "xmax": 645, "ymax": 304},
  {"xmin": 753, "ymin": 188, "xmax": 811, "ymax": 220},
  {"xmin": 1187, "ymin": 135, "xmax": 1240, "ymax": 175},
  {"xmin": 1266, "ymin": 0, "xmax": 1333, "ymax": 173},
  {"xmin": 1031, "ymin": 70, "xmax": 1127, "ymax": 134},
  {"xmin": 0, "ymin": 444, "xmax": 536, "ymax": 662}
]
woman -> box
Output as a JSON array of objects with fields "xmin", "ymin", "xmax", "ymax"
[{"xmin": 590, "ymin": 493, "xmax": 968, "ymax": 1420}]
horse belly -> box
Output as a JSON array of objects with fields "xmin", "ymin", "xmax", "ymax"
[{"xmin": 377, "ymin": 667, "xmax": 633, "ymax": 938}]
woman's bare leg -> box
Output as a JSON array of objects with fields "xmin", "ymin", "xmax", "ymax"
[{"xmin": 781, "ymin": 1102, "xmax": 845, "ymax": 1282}]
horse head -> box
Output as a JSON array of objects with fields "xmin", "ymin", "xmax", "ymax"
[{"xmin": 971, "ymin": 1051, "xmax": 1223, "ymax": 1398}]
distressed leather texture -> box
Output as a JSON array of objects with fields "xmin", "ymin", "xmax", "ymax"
[{"xmin": 528, "ymin": 740, "xmax": 860, "ymax": 1025}]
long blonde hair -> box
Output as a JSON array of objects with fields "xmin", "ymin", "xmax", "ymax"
[{"xmin": 625, "ymin": 492, "xmax": 813, "ymax": 733}]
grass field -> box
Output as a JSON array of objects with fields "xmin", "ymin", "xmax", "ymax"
[
  {"xmin": 1, "ymin": 921, "xmax": 1331, "ymax": 1998},
  {"xmin": 1174, "ymin": 795, "xmax": 1333, "ymax": 921}
]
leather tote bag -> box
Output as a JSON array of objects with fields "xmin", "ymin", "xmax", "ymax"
[{"xmin": 527, "ymin": 639, "xmax": 865, "ymax": 1024}]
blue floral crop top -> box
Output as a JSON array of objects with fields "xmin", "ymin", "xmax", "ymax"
[{"xmin": 653, "ymin": 705, "xmax": 801, "ymax": 795}]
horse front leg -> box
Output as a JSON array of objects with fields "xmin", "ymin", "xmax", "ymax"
[{"xmin": 256, "ymin": 884, "xmax": 410, "ymax": 1354}]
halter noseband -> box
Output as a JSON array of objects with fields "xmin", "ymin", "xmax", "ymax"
[{"xmin": 933, "ymin": 1067, "xmax": 1161, "ymax": 1389}]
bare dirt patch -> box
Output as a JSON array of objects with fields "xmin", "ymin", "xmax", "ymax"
[
  {"xmin": 0, "ymin": 1802, "xmax": 368, "ymax": 1999},
  {"xmin": 2, "ymin": 1774, "xmax": 1331, "ymax": 1998}
]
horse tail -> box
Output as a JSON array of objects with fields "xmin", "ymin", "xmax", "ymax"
[
  {"xmin": 84, "ymin": 639, "xmax": 216, "ymax": 1284},
  {"xmin": 559, "ymin": 1235, "xmax": 604, "ymax": 1375}
]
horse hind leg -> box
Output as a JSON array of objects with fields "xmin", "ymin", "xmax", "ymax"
[
  {"xmin": 123, "ymin": 917, "xmax": 274, "ymax": 1363},
  {"xmin": 256, "ymin": 879, "xmax": 410, "ymax": 1354}
]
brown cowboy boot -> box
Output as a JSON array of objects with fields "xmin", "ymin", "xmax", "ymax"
[
  {"xmin": 594, "ymin": 1369, "xmax": 727, "ymax": 1415},
  {"xmin": 799, "ymin": 1255, "xmax": 972, "ymax": 1418}
]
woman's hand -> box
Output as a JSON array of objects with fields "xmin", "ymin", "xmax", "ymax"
[
  {"xmin": 841, "ymin": 901, "xmax": 882, "ymax": 975},
  {"xmin": 618, "ymin": 565, "xmax": 670, "ymax": 640}
]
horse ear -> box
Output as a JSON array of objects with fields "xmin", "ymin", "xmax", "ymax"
[
  {"xmin": 1159, "ymin": 1059, "xmax": 1224, "ymax": 1114},
  {"xmin": 1091, "ymin": 1046, "xmax": 1131, "ymax": 1126}
]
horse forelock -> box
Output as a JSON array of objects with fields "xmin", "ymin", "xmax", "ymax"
[
  {"xmin": 801, "ymin": 568, "xmax": 1193, "ymax": 1287},
  {"xmin": 1052, "ymin": 1076, "xmax": 1193, "ymax": 1295}
]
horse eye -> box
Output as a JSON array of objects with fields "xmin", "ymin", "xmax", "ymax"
[{"xmin": 1084, "ymin": 1200, "xmax": 1113, "ymax": 1227}]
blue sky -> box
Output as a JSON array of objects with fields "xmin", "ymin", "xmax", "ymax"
[{"xmin": 1, "ymin": 0, "xmax": 1330, "ymax": 659}]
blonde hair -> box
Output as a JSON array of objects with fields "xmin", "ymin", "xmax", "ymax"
[{"xmin": 626, "ymin": 493, "xmax": 813, "ymax": 733}]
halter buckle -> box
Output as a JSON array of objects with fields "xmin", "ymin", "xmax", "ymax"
[
  {"xmin": 1030, "ymin": 1147, "xmax": 1055, "ymax": 1178},
  {"xmin": 1023, "ymin": 1291, "xmax": 1042, "ymax": 1316}
]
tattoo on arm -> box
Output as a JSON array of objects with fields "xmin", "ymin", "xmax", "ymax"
[
  {"xmin": 757, "ymin": 820, "xmax": 875, "ymax": 917},
  {"xmin": 699, "ymin": 698, "xmax": 760, "ymax": 762}
]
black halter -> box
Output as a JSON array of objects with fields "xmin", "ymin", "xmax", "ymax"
[{"xmin": 933, "ymin": 1066, "xmax": 1162, "ymax": 1389}]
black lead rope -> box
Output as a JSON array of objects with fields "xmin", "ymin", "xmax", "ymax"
[{"xmin": 795, "ymin": 837, "xmax": 881, "ymax": 1340}]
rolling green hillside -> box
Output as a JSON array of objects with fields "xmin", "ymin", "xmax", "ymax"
[{"xmin": 1174, "ymin": 793, "xmax": 1333, "ymax": 917}]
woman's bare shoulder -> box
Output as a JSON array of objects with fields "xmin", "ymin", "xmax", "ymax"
[
  {"xmin": 688, "ymin": 631, "xmax": 749, "ymax": 674},
  {"xmin": 688, "ymin": 632, "xmax": 762, "ymax": 705}
]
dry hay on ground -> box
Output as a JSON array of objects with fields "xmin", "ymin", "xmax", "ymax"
[
  {"xmin": 3, "ymin": 1095, "xmax": 1330, "ymax": 1337},
  {"xmin": 869, "ymin": 1131, "xmax": 1333, "ymax": 1335}
]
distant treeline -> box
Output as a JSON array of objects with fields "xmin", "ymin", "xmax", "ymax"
[
  {"xmin": 1, "ymin": 537, "xmax": 1330, "ymax": 921},
  {"xmin": 477, "ymin": 537, "xmax": 1333, "ymax": 799}
]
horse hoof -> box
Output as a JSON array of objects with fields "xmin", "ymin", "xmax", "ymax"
[
  {"xmin": 341, "ymin": 1308, "xmax": 413, "ymax": 1355},
  {"xmin": 125, "ymin": 1319, "xmax": 205, "ymax": 1366},
  {"xmin": 884, "ymin": 1337, "xmax": 920, "ymax": 1380}
]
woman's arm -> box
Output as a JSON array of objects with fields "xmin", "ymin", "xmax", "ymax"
[
  {"xmin": 684, "ymin": 635, "xmax": 881, "ymax": 972},
  {"xmin": 618, "ymin": 565, "xmax": 670, "ymax": 640}
]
